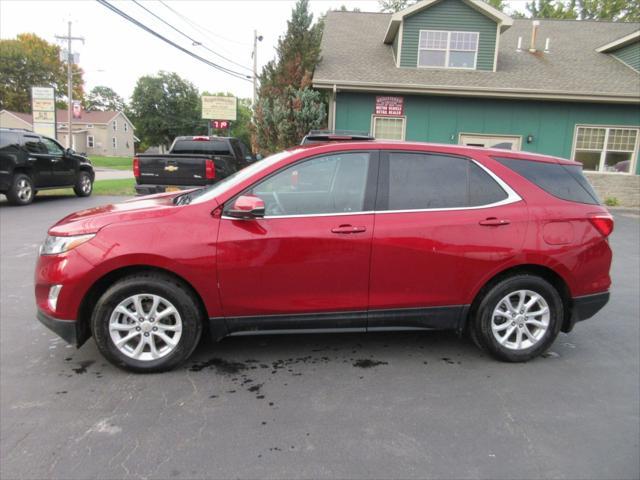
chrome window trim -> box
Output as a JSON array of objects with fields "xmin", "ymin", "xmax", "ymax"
[{"xmin": 221, "ymin": 159, "xmax": 521, "ymax": 220}]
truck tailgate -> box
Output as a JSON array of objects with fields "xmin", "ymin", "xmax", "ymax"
[{"xmin": 136, "ymin": 154, "xmax": 212, "ymax": 186}]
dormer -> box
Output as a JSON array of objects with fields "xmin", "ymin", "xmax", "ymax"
[
  {"xmin": 383, "ymin": 0, "xmax": 513, "ymax": 72},
  {"xmin": 596, "ymin": 30, "xmax": 640, "ymax": 73}
]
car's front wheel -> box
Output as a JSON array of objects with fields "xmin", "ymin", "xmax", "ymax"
[
  {"xmin": 471, "ymin": 275, "xmax": 563, "ymax": 362},
  {"xmin": 74, "ymin": 171, "xmax": 93, "ymax": 197},
  {"xmin": 92, "ymin": 273, "xmax": 203, "ymax": 372}
]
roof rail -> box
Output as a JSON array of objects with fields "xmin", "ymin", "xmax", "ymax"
[
  {"xmin": 0, "ymin": 127, "xmax": 33, "ymax": 133},
  {"xmin": 301, "ymin": 130, "xmax": 374, "ymax": 145}
]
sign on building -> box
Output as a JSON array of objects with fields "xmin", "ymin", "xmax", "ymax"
[
  {"xmin": 31, "ymin": 86, "xmax": 56, "ymax": 138},
  {"xmin": 375, "ymin": 96, "xmax": 404, "ymax": 116},
  {"xmin": 202, "ymin": 95, "xmax": 237, "ymax": 121}
]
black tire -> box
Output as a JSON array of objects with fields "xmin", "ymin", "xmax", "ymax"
[
  {"xmin": 74, "ymin": 171, "xmax": 93, "ymax": 197},
  {"xmin": 6, "ymin": 173, "xmax": 34, "ymax": 205},
  {"xmin": 91, "ymin": 273, "xmax": 203, "ymax": 373},
  {"xmin": 471, "ymin": 274, "xmax": 563, "ymax": 362}
]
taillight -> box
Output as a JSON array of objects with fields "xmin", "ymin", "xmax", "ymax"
[
  {"xmin": 205, "ymin": 159, "xmax": 215, "ymax": 179},
  {"xmin": 589, "ymin": 214, "xmax": 614, "ymax": 237},
  {"xmin": 133, "ymin": 157, "xmax": 140, "ymax": 177}
]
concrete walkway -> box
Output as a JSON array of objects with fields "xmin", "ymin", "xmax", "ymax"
[{"xmin": 94, "ymin": 168, "xmax": 133, "ymax": 181}]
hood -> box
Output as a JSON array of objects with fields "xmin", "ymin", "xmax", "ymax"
[{"xmin": 49, "ymin": 192, "xmax": 181, "ymax": 236}]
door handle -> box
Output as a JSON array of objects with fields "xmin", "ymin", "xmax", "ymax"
[
  {"xmin": 479, "ymin": 217, "xmax": 511, "ymax": 226},
  {"xmin": 331, "ymin": 224, "xmax": 367, "ymax": 234}
]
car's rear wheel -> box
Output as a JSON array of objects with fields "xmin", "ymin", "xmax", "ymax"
[
  {"xmin": 74, "ymin": 171, "xmax": 93, "ymax": 197},
  {"xmin": 92, "ymin": 273, "xmax": 203, "ymax": 372},
  {"xmin": 471, "ymin": 275, "xmax": 563, "ymax": 362},
  {"xmin": 7, "ymin": 173, "xmax": 34, "ymax": 205}
]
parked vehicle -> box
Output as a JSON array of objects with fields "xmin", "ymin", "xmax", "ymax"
[
  {"xmin": 0, "ymin": 128, "xmax": 94, "ymax": 205},
  {"xmin": 134, "ymin": 136, "xmax": 255, "ymax": 195},
  {"xmin": 35, "ymin": 141, "xmax": 613, "ymax": 372}
]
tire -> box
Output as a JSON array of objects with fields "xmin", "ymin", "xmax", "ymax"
[
  {"xmin": 74, "ymin": 171, "xmax": 93, "ymax": 197},
  {"xmin": 471, "ymin": 274, "xmax": 563, "ymax": 362},
  {"xmin": 6, "ymin": 173, "xmax": 34, "ymax": 205},
  {"xmin": 91, "ymin": 273, "xmax": 203, "ymax": 373}
]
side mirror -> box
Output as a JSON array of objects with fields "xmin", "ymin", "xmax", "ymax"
[
  {"xmin": 227, "ymin": 195, "xmax": 265, "ymax": 219},
  {"xmin": 66, "ymin": 148, "xmax": 75, "ymax": 156}
]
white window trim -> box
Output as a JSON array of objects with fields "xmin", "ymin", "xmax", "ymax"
[
  {"xmin": 112, "ymin": 137, "xmax": 117, "ymax": 149},
  {"xmin": 371, "ymin": 115, "xmax": 406, "ymax": 141},
  {"xmin": 417, "ymin": 30, "xmax": 479, "ymax": 70},
  {"xmin": 87, "ymin": 135, "xmax": 94, "ymax": 148},
  {"xmin": 571, "ymin": 124, "xmax": 640, "ymax": 175}
]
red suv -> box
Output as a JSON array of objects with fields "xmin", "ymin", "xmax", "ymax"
[{"xmin": 35, "ymin": 142, "xmax": 613, "ymax": 372}]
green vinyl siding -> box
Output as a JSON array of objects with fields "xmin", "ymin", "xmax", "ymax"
[
  {"xmin": 400, "ymin": 0, "xmax": 497, "ymax": 71},
  {"xmin": 335, "ymin": 92, "xmax": 640, "ymax": 173},
  {"xmin": 611, "ymin": 41, "xmax": 640, "ymax": 72}
]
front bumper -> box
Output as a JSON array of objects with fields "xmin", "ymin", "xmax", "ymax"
[
  {"xmin": 564, "ymin": 291, "xmax": 610, "ymax": 332},
  {"xmin": 37, "ymin": 310, "xmax": 82, "ymax": 347}
]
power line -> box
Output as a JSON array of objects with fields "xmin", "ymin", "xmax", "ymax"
[
  {"xmin": 95, "ymin": 0, "xmax": 251, "ymax": 82},
  {"xmin": 158, "ymin": 0, "xmax": 252, "ymax": 48},
  {"xmin": 131, "ymin": 0, "xmax": 253, "ymax": 74}
]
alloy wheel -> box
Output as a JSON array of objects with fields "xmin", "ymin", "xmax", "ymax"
[
  {"xmin": 490, "ymin": 289, "xmax": 550, "ymax": 350},
  {"xmin": 17, "ymin": 178, "xmax": 32, "ymax": 202}
]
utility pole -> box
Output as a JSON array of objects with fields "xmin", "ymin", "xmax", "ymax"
[
  {"xmin": 55, "ymin": 21, "xmax": 84, "ymax": 148},
  {"xmin": 252, "ymin": 30, "xmax": 263, "ymax": 106}
]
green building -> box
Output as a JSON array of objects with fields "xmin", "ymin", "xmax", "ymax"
[{"xmin": 314, "ymin": 0, "xmax": 640, "ymax": 205}]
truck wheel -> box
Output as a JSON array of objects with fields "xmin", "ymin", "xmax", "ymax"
[
  {"xmin": 7, "ymin": 173, "xmax": 34, "ymax": 205},
  {"xmin": 91, "ymin": 273, "xmax": 203, "ymax": 373},
  {"xmin": 471, "ymin": 275, "xmax": 563, "ymax": 362},
  {"xmin": 74, "ymin": 171, "xmax": 93, "ymax": 197}
]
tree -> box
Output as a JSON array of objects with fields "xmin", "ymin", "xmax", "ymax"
[
  {"xmin": 525, "ymin": 0, "xmax": 639, "ymax": 19},
  {"xmin": 85, "ymin": 86, "xmax": 125, "ymax": 112},
  {"xmin": 254, "ymin": 0, "xmax": 326, "ymax": 153},
  {"xmin": 129, "ymin": 71, "xmax": 200, "ymax": 147},
  {"xmin": 378, "ymin": 0, "xmax": 414, "ymax": 12},
  {"xmin": 525, "ymin": 0, "xmax": 578, "ymax": 19},
  {"xmin": 0, "ymin": 33, "xmax": 84, "ymax": 112}
]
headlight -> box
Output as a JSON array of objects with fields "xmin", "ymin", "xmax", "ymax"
[{"xmin": 39, "ymin": 234, "xmax": 95, "ymax": 255}]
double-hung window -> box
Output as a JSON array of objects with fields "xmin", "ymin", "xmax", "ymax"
[
  {"xmin": 87, "ymin": 135, "xmax": 94, "ymax": 148},
  {"xmin": 372, "ymin": 116, "xmax": 405, "ymax": 140},
  {"xmin": 418, "ymin": 30, "xmax": 479, "ymax": 69},
  {"xmin": 573, "ymin": 126, "xmax": 639, "ymax": 173}
]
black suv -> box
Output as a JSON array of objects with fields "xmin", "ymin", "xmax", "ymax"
[{"xmin": 0, "ymin": 128, "xmax": 95, "ymax": 205}]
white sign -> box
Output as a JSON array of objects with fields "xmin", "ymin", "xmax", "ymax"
[
  {"xmin": 202, "ymin": 96, "xmax": 236, "ymax": 121},
  {"xmin": 31, "ymin": 86, "xmax": 56, "ymax": 138}
]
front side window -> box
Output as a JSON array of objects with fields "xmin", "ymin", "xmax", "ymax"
[
  {"xmin": 418, "ymin": 30, "xmax": 479, "ymax": 69},
  {"xmin": 24, "ymin": 136, "xmax": 46, "ymax": 154},
  {"xmin": 381, "ymin": 153, "xmax": 508, "ymax": 210},
  {"xmin": 41, "ymin": 137, "xmax": 64, "ymax": 155},
  {"xmin": 372, "ymin": 116, "xmax": 405, "ymax": 140},
  {"xmin": 574, "ymin": 126, "xmax": 638, "ymax": 173},
  {"xmin": 243, "ymin": 152, "xmax": 370, "ymax": 217}
]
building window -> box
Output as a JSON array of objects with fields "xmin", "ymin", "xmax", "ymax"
[
  {"xmin": 112, "ymin": 137, "xmax": 117, "ymax": 149},
  {"xmin": 573, "ymin": 126, "xmax": 639, "ymax": 173},
  {"xmin": 418, "ymin": 30, "xmax": 479, "ymax": 69},
  {"xmin": 124, "ymin": 122, "xmax": 128, "ymax": 132},
  {"xmin": 113, "ymin": 120, "xmax": 117, "ymax": 131},
  {"xmin": 87, "ymin": 135, "xmax": 94, "ymax": 148},
  {"xmin": 372, "ymin": 116, "xmax": 405, "ymax": 140},
  {"xmin": 86, "ymin": 124, "xmax": 93, "ymax": 129}
]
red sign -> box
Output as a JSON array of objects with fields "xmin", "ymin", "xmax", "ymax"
[
  {"xmin": 375, "ymin": 96, "xmax": 404, "ymax": 116},
  {"xmin": 211, "ymin": 120, "xmax": 230, "ymax": 130}
]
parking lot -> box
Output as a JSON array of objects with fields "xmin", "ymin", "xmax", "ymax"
[{"xmin": 1, "ymin": 194, "xmax": 638, "ymax": 480}]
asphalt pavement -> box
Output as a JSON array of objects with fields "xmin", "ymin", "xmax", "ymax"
[{"xmin": 1, "ymin": 194, "xmax": 638, "ymax": 480}]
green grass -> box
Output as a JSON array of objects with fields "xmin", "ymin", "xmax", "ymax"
[
  {"xmin": 89, "ymin": 156, "xmax": 133, "ymax": 170},
  {"xmin": 38, "ymin": 178, "xmax": 136, "ymax": 197}
]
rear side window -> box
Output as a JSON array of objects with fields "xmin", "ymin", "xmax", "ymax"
[
  {"xmin": 494, "ymin": 157, "xmax": 600, "ymax": 205},
  {"xmin": 382, "ymin": 153, "xmax": 508, "ymax": 210},
  {"xmin": 171, "ymin": 139, "xmax": 230, "ymax": 155}
]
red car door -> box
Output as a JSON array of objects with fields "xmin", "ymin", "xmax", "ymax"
[
  {"xmin": 368, "ymin": 151, "xmax": 528, "ymax": 330},
  {"xmin": 216, "ymin": 151, "xmax": 378, "ymax": 331}
]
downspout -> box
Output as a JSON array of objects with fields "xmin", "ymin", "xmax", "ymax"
[{"xmin": 331, "ymin": 84, "xmax": 337, "ymax": 130}]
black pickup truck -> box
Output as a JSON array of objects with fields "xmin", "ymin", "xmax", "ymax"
[{"xmin": 134, "ymin": 136, "xmax": 255, "ymax": 195}]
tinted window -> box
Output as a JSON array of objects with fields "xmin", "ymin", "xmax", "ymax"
[
  {"xmin": 171, "ymin": 139, "xmax": 231, "ymax": 155},
  {"xmin": 384, "ymin": 153, "xmax": 507, "ymax": 210},
  {"xmin": 247, "ymin": 153, "xmax": 370, "ymax": 216},
  {"xmin": 0, "ymin": 131, "xmax": 20, "ymax": 149},
  {"xmin": 494, "ymin": 157, "xmax": 600, "ymax": 205},
  {"xmin": 24, "ymin": 136, "xmax": 46, "ymax": 154},
  {"xmin": 41, "ymin": 137, "xmax": 64, "ymax": 155}
]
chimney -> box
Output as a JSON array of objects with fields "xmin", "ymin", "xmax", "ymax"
[
  {"xmin": 544, "ymin": 37, "xmax": 551, "ymax": 53},
  {"xmin": 516, "ymin": 36, "xmax": 522, "ymax": 52},
  {"xmin": 529, "ymin": 20, "xmax": 540, "ymax": 53}
]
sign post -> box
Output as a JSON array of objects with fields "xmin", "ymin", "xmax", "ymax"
[{"xmin": 31, "ymin": 87, "xmax": 56, "ymax": 139}]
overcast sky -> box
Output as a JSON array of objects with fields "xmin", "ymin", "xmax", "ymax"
[{"xmin": 1, "ymin": 0, "xmax": 526, "ymax": 102}]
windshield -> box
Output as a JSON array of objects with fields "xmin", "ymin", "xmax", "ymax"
[{"xmin": 182, "ymin": 150, "xmax": 298, "ymax": 205}]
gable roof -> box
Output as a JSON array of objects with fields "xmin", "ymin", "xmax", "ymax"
[
  {"xmin": 315, "ymin": 11, "xmax": 640, "ymax": 103},
  {"xmin": 384, "ymin": 0, "xmax": 513, "ymax": 43},
  {"xmin": 0, "ymin": 110, "xmax": 33, "ymax": 126},
  {"xmin": 596, "ymin": 30, "xmax": 640, "ymax": 53},
  {"xmin": 1, "ymin": 110, "xmax": 135, "ymax": 128}
]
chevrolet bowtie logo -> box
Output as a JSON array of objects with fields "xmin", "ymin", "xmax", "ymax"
[{"xmin": 164, "ymin": 165, "xmax": 178, "ymax": 172}]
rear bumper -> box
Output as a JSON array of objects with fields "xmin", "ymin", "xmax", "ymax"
[
  {"xmin": 37, "ymin": 310, "xmax": 81, "ymax": 347},
  {"xmin": 564, "ymin": 291, "xmax": 610, "ymax": 332}
]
